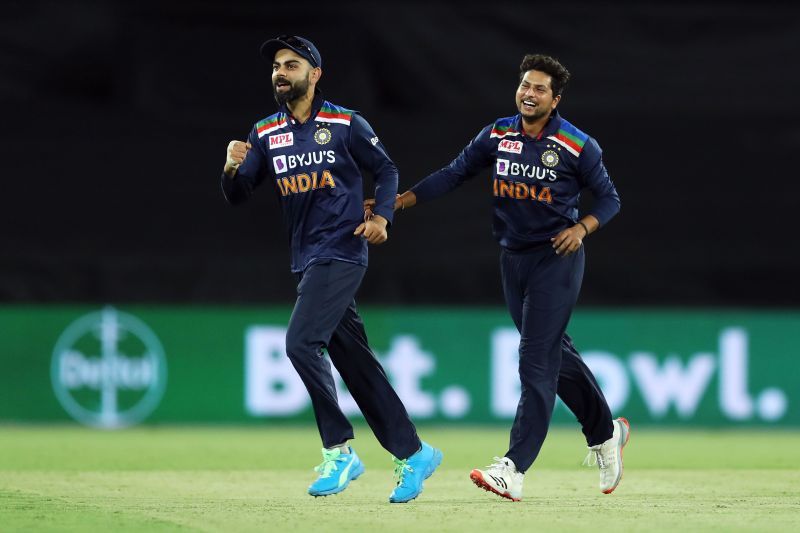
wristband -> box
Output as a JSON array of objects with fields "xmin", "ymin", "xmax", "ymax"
[{"xmin": 578, "ymin": 221, "xmax": 589, "ymax": 238}]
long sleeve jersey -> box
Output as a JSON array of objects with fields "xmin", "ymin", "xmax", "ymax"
[
  {"xmin": 221, "ymin": 94, "xmax": 398, "ymax": 272},
  {"xmin": 410, "ymin": 110, "xmax": 620, "ymax": 251}
]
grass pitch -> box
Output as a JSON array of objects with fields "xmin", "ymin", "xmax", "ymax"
[{"xmin": 1, "ymin": 425, "xmax": 799, "ymax": 532}]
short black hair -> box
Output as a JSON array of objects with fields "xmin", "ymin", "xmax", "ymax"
[{"xmin": 519, "ymin": 54, "xmax": 571, "ymax": 97}]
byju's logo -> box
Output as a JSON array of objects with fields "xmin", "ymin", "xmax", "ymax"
[
  {"xmin": 50, "ymin": 307, "xmax": 167, "ymax": 428},
  {"xmin": 496, "ymin": 158, "xmax": 509, "ymax": 176},
  {"xmin": 273, "ymin": 155, "xmax": 287, "ymax": 174}
]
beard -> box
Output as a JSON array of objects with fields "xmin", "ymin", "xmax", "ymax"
[
  {"xmin": 273, "ymin": 76, "xmax": 310, "ymax": 105},
  {"xmin": 520, "ymin": 104, "xmax": 550, "ymax": 123}
]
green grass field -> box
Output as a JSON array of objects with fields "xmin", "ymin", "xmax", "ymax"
[{"xmin": 1, "ymin": 425, "xmax": 799, "ymax": 532}]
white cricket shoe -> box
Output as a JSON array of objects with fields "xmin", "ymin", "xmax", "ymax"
[
  {"xmin": 584, "ymin": 417, "xmax": 630, "ymax": 494},
  {"xmin": 470, "ymin": 457, "xmax": 524, "ymax": 502}
]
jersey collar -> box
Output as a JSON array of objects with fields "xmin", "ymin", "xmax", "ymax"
[
  {"xmin": 279, "ymin": 93, "xmax": 325, "ymax": 124},
  {"xmin": 514, "ymin": 109, "xmax": 563, "ymax": 140}
]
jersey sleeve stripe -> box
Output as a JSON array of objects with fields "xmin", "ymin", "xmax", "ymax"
[
  {"xmin": 256, "ymin": 114, "xmax": 288, "ymax": 137},
  {"xmin": 315, "ymin": 101, "xmax": 353, "ymax": 125},
  {"xmin": 315, "ymin": 111, "xmax": 352, "ymax": 125},
  {"xmin": 546, "ymin": 135, "xmax": 581, "ymax": 157}
]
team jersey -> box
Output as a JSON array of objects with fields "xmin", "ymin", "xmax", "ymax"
[
  {"xmin": 410, "ymin": 110, "xmax": 620, "ymax": 251},
  {"xmin": 221, "ymin": 94, "xmax": 398, "ymax": 272}
]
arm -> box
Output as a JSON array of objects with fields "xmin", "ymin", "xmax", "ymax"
[
  {"xmin": 578, "ymin": 138, "xmax": 621, "ymax": 229},
  {"xmin": 407, "ymin": 125, "xmax": 494, "ymax": 205},
  {"xmin": 363, "ymin": 125, "xmax": 494, "ymax": 216},
  {"xmin": 551, "ymin": 137, "xmax": 621, "ymax": 255},
  {"xmin": 349, "ymin": 114, "xmax": 398, "ymax": 244},
  {"xmin": 220, "ymin": 127, "xmax": 269, "ymax": 205}
]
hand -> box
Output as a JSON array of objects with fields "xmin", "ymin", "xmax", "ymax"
[
  {"xmin": 225, "ymin": 140, "xmax": 251, "ymax": 176},
  {"xmin": 363, "ymin": 198, "xmax": 376, "ymax": 221},
  {"xmin": 354, "ymin": 215, "xmax": 388, "ymax": 244},
  {"xmin": 551, "ymin": 225, "xmax": 585, "ymax": 256},
  {"xmin": 363, "ymin": 193, "xmax": 412, "ymax": 220}
]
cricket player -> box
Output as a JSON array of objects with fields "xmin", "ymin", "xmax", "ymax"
[
  {"xmin": 221, "ymin": 35, "xmax": 442, "ymax": 503},
  {"xmin": 369, "ymin": 54, "xmax": 628, "ymax": 501}
]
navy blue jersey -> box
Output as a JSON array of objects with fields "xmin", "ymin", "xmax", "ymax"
[
  {"xmin": 221, "ymin": 95, "xmax": 398, "ymax": 272},
  {"xmin": 410, "ymin": 110, "xmax": 620, "ymax": 251}
]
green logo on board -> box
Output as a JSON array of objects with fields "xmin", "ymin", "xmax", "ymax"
[{"xmin": 51, "ymin": 307, "xmax": 167, "ymax": 428}]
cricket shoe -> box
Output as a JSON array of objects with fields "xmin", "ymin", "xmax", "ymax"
[
  {"xmin": 389, "ymin": 441, "xmax": 443, "ymax": 503},
  {"xmin": 584, "ymin": 417, "xmax": 630, "ymax": 494},
  {"xmin": 307, "ymin": 447, "xmax": 365, "ymax": 497},
  {"xmin": 470, "ymin": 457, "xmax": 523, "ymax": 502}
]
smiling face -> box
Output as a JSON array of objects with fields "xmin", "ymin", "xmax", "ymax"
[
  {"xmin": 272, "ymin": 48, "xmax": 319, "ymax": 105},
  {"xmin": 516, "ymin": 69, "xmax": 560, "ymax": 123}
]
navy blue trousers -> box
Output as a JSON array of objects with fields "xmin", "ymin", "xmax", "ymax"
[
  {"xmin": 285, "ymin": 259, "xmax": 421, "ymax": 460},
  {"xmin": 500, "ymin": 246, "xmax": 613, "ymax": 473}
]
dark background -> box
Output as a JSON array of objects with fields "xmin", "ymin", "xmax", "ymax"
[{"xmin": 2, "ymin": 1, "xmax": 799, "ymax": 306}]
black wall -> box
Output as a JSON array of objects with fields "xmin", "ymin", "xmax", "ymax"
[{"xmin": 3, "ymin": 1, "xmax": 799, "ymax": 306}]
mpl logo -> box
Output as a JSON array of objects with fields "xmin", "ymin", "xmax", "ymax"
[
  {"xmin": 269, "ymin": 132, "xmax": 293, "ymax": 150},
  {"xmin": 498, "ymin": 139, "xmax": 523, "ymax": 154},
  {"xmin": 50, "ymin": 307, "xmax": 167, "ymax": 428}
]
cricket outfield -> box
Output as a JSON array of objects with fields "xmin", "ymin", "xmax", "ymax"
[{"xmin": 1, "ymin": 426, "xmax": 798, "ymax": 532}]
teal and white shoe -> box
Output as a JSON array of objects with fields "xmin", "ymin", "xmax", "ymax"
[
  {"xmin": 389, "ymin": 441, "xmax": 443, "ymax": 503},
  {"xmin": 307, "ymin": 447, "xmax": 365, "ymax": 497}
]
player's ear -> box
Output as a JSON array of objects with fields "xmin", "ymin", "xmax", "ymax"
[
  {"xmin": 310, "ymin": 66, "xmax": 322, "ymax": 84},
  {"xmin": 551, "ymin": 94, "xmax": 561, "ymax": 109}
]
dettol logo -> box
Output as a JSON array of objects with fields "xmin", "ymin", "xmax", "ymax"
[{"xmin": 51, "ymin": 307, "xmax": 167, "ymax": 428}]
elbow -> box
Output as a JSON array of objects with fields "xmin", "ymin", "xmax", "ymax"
[
  {"xmin": 221, "ymin": 182, "xmax": 249, "ymax": 206},
  {"xmin": 379, "ymin": 163, "xmax": 399, "ymax": 187},
  {"xmin": 224, "ymin": 191, "xmax": 249, "ymax": 206}
]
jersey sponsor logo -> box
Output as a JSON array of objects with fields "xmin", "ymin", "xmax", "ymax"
[
  {"xmin": 503, "ymin": 162, "xmax": 558, "ymax": 182},
  {"xmin": 275, "ymin": 170, "xmax": 337, "ymax": 197},
  {"xmin": 268, "ymin": 132, "xmax": 294, "ymax": 150},
  {"xmin": 493, "ymin": 178, "xmax": 553, "ymax": 204},
  {"xmin": 370, "ymin": 136, "xmax": 379, "ymax": 146},
  {"xmin": 283, "ymin": 150, "xmax": 336, "ymax": 171},
  {"xmin": 314, "ymin": 127, "xmax": 332, "ymax": 145},
  {"xmin": 541, "ymin": 150, "xmax": 559, "ymax": 168},
  {"xmin": 498, "ymin": 139, "xmax": 523, "ymax": 154},
  {"xmin": 496, "ymin": 158, "xmax": 509, "ymax": 176},
  {"xmin": 273, "ymin": 155, "xmax": 288, "ymax": 174}
]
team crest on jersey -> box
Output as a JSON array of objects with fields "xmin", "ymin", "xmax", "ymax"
[
  {"xmin": 498, "ymin": 139, "xmax": 523, "ymax": 154},
  {"xmin": 314, "ymin": 127, "xmax": 332, "ymax": 145},
  {"xmin": 541, "ymin": 150, "xmax": 560, "ymax": 168},
  {"xmin": 268, "ymin": 132, "xmax": 293, "ymax": 149}
]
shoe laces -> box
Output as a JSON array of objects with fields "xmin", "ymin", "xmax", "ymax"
[
  {"xmin": 314, "ymin": 448, "xmax": 343, "ymax": 478},
  {"xmin": 486, "ymin": 456, "xmax": 515, "ymax": 477},
  {"xmin": 583, "ymin": 443, "xmax": 615, "ymax": 471},
  {"xmin": 392, "ymin": 456, "xmax": 414, "ymax": 485}
]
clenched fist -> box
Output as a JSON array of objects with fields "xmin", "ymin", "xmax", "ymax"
[
  {"xmin": 224, "ymin": 140, "xmax": 251, "ymax": 176},
  {"xmin": 354, "ymin": 214, "xmax": 389, "ymax": 245}
]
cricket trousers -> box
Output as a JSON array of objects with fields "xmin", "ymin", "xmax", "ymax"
[
  {"xmin": 285, "ymin": 259, "xmax": 421, "ymax": 460},
  {"xmin": 500, "ymin": 245, "xmax": 613, "ymax": 473}
]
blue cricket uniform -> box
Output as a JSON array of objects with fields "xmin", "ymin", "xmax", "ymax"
[
  {"xmin": 410, "ymin": 110, "xmax": 620, "ymax": 472},
  {"xmin": 222, "ymin": 96, "xmax": 397, "ymax": 272},
  {"xmin": 411, "ymin": 110, "xmax": 619, "ymax": 247},
  {"xmin": 222, "ymin": 94, "xmax": 421, "ymax": 459}
]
